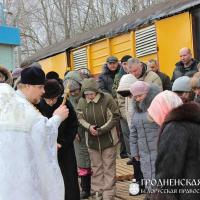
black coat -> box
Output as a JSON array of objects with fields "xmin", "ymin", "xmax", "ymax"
[
  {"xmin": 98, "ymin": 63, "xmax": 120, "ymax": 96},
  {"xmin": 146, "ymin": 102, "xmax": 200, "ymax": 200},
  {"xmin": 157, "ymin": 71, "xmax": 171, "ymax": 91},
  {"xmin": 37, "ymin": 97, "xmax": 80, "ymax": 200},
  {"xmin": 171, "ymin": 59, "xmax": 199, "ymax": 82}
]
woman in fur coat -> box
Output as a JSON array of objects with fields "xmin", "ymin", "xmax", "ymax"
[{"xmin": 147, "ymin": 91, "xmax": 200, "ymax": 200}]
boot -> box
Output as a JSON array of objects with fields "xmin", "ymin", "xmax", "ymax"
[
  {"xmin": 80, "ymin": 175, "xmax": 91, "ymax": 199},
  {"xmin": 90, "ymin": 192, "xmax": 103, "ymax": 200}
]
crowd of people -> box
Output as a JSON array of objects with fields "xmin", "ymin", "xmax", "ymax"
[{"xmin": 0, "ymin": 46, "xmax": 200, "ymax": 200}]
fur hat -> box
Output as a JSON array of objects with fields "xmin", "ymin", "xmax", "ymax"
[
  {"xmin": 172, "ymin": 76, "xmax": 191, "ymax": 92},
  {"xmin": 130, "ymin": 81, "xmax": 150, "ymax": 97},
  {"xmin": 43, "ymin": 79, "xmax": 62, "ymax": 99},
  {"xmin": 21, "ymin": 66, "xmax": 45, "ymax": 85}
]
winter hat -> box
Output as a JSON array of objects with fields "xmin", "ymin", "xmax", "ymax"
[
  {"xmin": 21, "ymin": 66, "xmax": 46, "ymax": 85},
  {"xmin": 130, "ymin": 81, "xmax": 150, "ymax": 97},
  {"xmin": 148, "ymin": 90, "xmax": 183, "ymax": 126},
  {"xmin": 75, "ymin": 68, "xmax": 91, "ymax": 79},
  {"xmin": 121, "ymin": 55, "xmax": 132, "ymax": 63},
  {"xmin": 84, "ymin": 90, "xmax": 96, "ymax": 95},
  {"xmin": 117, "ymin": 74, "xmax": 137, "ymax": 92},
  {"xmin": 12, "ymin": 68, "xmax": 23, "ymax": 79},
  {"xmin": 68, "ymin": 79, "xmax": 81, "ymax": 92},
  {"xmin": 43, "ymin": 79, "xmax": 62, "ymax": 99},
  {"xmin": 81, "ymin": 78, "xmax": 100, "ymax": 97},
  {"xmin": 172, "ymin": 76, "xmax": 191, "ymax": 92},
  {"xmin": 63, "ymin": 71, "xmax": 83, "ymax": 92},
  {"xmin": 46, "ymin": 71, "xmax": 59, "ymax": 80},
  {"xmin": 106, "ymin": 56, "xmax": 118, "ymax": 63}
]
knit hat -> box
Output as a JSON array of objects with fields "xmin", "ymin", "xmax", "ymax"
[
  {"xmin": 68, "ymin": 79, "xmax": 81, "ymax": 92},
  {"xmin": 12, "ymin": 68, "xmax": 23, "ymax": 79},
  {"xmin": 121, "ymin": 55, "xmax": 132, "ymax": 63},
  {"xmin": 106, "ymin": 56, "xmax": 118, "ymax": 63},
  {"xmin": 117, "ymin": 74, "xmax": 137, "ymax": 92},
  {"xmin": 172, "ymin": 76, "xmax": 191, "ymax": 92},
  {"xmin": 148, "ymin": 90, "xmax": 183, "ymax": 126},
  {"xmin": 43, "ymin": 79, "xmax": 62, "ymax": 99},
  {"xmin": 129, "ymin": 81, "xmax": 150, "ymax": 97},
  {"xmin": 21, "ymin": 66, "xmax": 45, "ymax": 85}
]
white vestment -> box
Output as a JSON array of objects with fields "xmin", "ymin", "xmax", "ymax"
[{"xmin": 0, "ymin": 84, "xmax": 64, "ymax": 200}]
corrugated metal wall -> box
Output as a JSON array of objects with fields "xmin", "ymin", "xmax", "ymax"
[
  {"xmin": 70, "ymin": 33, "xmax": 135, "ymax": 75},
  {"xmin": 89, "ymin": 39, "xmax": 109, "ymax": 74},
  {"xmin": 156, "ymin": 12, "xmax": 193, "ymax": 77},
  {"xmin": 39, "ymin": 52, "xmax": 68, "ymax": 78},
  {"xmin": 110, "ymin": 33, "xmax": 132, "ymax": 59},
  {"xmin": 39, "ymin": 12, "xmax": 194, "ymax": 78}
]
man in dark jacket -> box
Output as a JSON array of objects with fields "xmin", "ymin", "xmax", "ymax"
[
  {"xmin": 98, "ymin": 56, "xmax": 120, "ymax": 96},
  {"xmin": 112, "ymin": 55, "xmax": 132, "ymax": 98},
  {"xmin": 171, "ymin": 47, "xmax": 200, "ymax": 82},
  {"xmin": 147, "ymin": 59, "xmax": 171, "ymax": 90},
  {"xmin": 37, "ymin": 79, "xmax": 80, "ymax": 200}
]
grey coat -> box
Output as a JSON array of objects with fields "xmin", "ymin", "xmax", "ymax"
[{"xmin": 129, "ymin": 85, "xmax": 160, "ymax": 181}]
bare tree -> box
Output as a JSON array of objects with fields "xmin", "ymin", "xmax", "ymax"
[{"xmin": 2, "ymin": 0, "xmax": 166, "ymax": 61}]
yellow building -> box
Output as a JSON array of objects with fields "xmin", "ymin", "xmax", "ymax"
[{"xmin": 24, "ymin": 0, "xmax": 200, "ymax": 79}]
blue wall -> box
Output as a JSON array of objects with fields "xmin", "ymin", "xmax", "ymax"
[{"xmin": 0, "ymin": 25, "xmax": 20, "ymax": 46}]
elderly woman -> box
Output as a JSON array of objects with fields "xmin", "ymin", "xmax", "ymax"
[
  {"xmin": 77, "ymin": 78, "xmax": 120, "ymax": 200},
  {"xmin": 129, "ymin": 81, "xmax": 161, "ymax": 193},
  {"xmin": 64, "ymin": 70, "xmax": 92, "ymax": 199},
  {"xmin": 146, "ymin": 91, "xmax": 200, "ymax": 200}
]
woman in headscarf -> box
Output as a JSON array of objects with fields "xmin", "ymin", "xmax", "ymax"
[
  {"xmin": 147, "ymin": 91, "xmax": 200, "ymax": 200},
  {"xmin": 129, "ymin": 81, "xmax": 161, "ymax": 193}
]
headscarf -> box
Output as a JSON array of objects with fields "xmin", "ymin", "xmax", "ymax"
[
  {"xmin": 129, "ymin": 81, "xmax": 150, "ymax": 97},
  {"xmin": 148, "ymin": 90, "xmax": 183, "ymax": 126}
]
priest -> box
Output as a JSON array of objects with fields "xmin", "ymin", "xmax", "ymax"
[{"xmin": 0, "ymin": 66, "xmax": 68, "ymax": 200}]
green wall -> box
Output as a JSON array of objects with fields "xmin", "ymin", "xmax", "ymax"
[{"xmin": 0, "ymin": 44, "xmax": 14, "ymax": 71}]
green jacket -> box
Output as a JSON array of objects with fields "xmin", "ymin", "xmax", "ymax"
[{"xmin": 77, "ymin": 78, "xmax": 120, "ymax": 151}]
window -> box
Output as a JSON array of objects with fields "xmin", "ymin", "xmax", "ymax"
[
  {"xmin": 135, "ymin": 25, "xmax": 157, "ymax": 57},
  {"xmin": 72, "ymin": 47, "xmax": 87, "ymax": 69}
]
